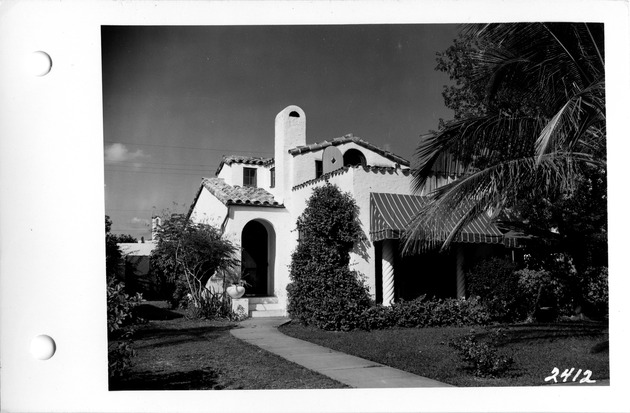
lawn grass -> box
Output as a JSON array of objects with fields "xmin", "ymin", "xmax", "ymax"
[
  {"xmin": 278, "ymin": 321, "xmax": 609, "ymax": 387},
  {"xmin": 109, "ymin": 304, "xmax": 347, "ymax": 390}
]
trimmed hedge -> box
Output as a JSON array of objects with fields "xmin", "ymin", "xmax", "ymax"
[{"xmin": 362, "ymin": 295, "xmax": 491, "ymax": 330}]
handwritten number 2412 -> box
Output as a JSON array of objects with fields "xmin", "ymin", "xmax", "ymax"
[{"xmin": 545, "ymin": 367, "xmax": 596, "ymax": 383}]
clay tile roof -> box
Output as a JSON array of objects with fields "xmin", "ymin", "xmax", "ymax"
[
  {"xmin": 201, "ymin": 177, "xmax": 283, "ymax": 208},
  {"xmin": 287, "ymin": 134, "xmax": 410, "ymax": 166},
  {"xmin": 292, "ymin": 164, "xmax": 411, "ymax": 191},
  {"xmin": 215, "ymin": 155, "xmax": 274, "ymax": 176}
]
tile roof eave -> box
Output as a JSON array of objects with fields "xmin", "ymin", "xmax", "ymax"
[
  {"xmin": 215, "ymin": 156, "xmax": 275, "ymax": 176},
  {"xmin": 201, "ymin": 177, "xmax": 284, "ymax": 208},
  {"xmin": 288, "ymin": 135, "xmax": 410, "ymax": 166},
  {"xmin": 291, "ymin": 165, "xmax": 411, "ymax": 191}
]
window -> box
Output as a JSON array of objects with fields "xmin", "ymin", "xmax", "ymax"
[
  {"xmin": 343, "ymin": 149, "xmax": 366, "ymax": 166},
  {"xmin": 315, "ymin": 160, "xmax": 323, "ymax": 178},
  {"xmin": 243, "ymin": 167, "xmax": 257, "ymax": 187},
  {"xmin": 270, "ymin": 167, "xmax": 275, "ymax": 188}
]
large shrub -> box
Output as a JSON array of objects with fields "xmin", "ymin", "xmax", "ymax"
[
  {"xmin": 466, "ymin": 257, "xmax": 525, "ymax": 322},
  {"xmin": 151, "ymin": 214, "xmax": 240, "ymax": 317},
  {"xmin": 287, "ymin": 184, "xmax": 371, "ymax": 331}
]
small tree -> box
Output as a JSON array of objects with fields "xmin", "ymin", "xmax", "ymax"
[
  {"xmin": 151, "ymin": 214, "xmax": 239, "ymax": 314},
  {"xmin": 287, "ymin": 184, "xmax": 371, "ymax": 331}
]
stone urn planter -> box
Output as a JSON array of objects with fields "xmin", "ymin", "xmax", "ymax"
[{"xmin": 227, "ymin": 284, "xmax": 246, "ymax": 299}]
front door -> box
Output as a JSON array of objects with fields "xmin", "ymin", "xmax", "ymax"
[{"xmin": 241, "ymin": 220, "xmax": 268, "ymax": 296}]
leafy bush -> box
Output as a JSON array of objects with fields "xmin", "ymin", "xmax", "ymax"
[
  {"xmin": 466, "ymin": 257, "xmax": 525, "ymax": 322},
  {"xmin": 107, "ymin": 278, "xmax": 143, "ymax": 378},
  {"xmin": 287, "ymin": 184, "xmax": 372, "ymax": 331},
  {"xmin": 580, "ymin": 266, "xmax": 608, "ymax": 318},
  {"xmin": 107, "ymin": 278, "xmax": 143, "ymax": 334},
  {"xmin": 450, "ymin": 329, "xmax": 514, "ymax": 377},
  {"xmin": 516, "ymin": 268, "xmax": 572, "ymax": 320},
  {"xmin": 360, "ymin": 296, "xmax": 491, "ymax": 330},
  {"xmin": 151, "ymin": 214, "xmax": 239, "ymax": 311},
  {"xmin": 108, "ymin": 335, "xmax": 136, "ymax": 378},
  {"xmin": 184, "ymin": 289, "xmax": 248, "ymax": 322},
  {"xmin": 426, "ymin": 296, "xmax": 492, "ymax": 327}
]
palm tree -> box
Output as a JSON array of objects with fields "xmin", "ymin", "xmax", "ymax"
[{"xmin": 405, "ymin": 23, "xmax": 606, "ymax": 253}]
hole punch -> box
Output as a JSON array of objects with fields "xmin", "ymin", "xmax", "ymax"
[
  {"xmin": 28, "ymin": 51, "xmax": 52, "ymax": 77},
  {"xmin": 30, "ymin": 335, "xmax": 56, "ymax": 360}
]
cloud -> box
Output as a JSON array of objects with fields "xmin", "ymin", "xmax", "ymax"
[
  {"xmin": 105, "ymin": 143, "xmax": 150, "ymax": 165},
  {"xmin": 130, "ymin": 217, "xmax": 151, "ymax": 227}
]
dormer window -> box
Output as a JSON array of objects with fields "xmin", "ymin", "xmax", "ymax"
[
  {"xmin": 243, "ymin": 167, "xmax": 257, "ymax": 187},
  {"xmin": 270, "ymin": 167, "xmax": 275, "ymax": 188}
]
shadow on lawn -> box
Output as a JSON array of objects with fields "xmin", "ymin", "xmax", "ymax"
[
  {"xmin": 109, "ymin": 368, "xmax": 225, "ymax": 391},
  {"xmin": 133, "ymin": 304, "xmax": 183, "ymax": 320},
  {"xmin": 132, "ymin": 324, "xmax": 236, "ymax": 349},
  {"xmin": 477, "ymin": 321, "xmax": 608, "ymax": 347}
]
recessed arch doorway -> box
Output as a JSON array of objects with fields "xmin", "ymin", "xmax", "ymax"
[{"xmin": 241, "ymin": 219, "xmax": 275, "ymax": 297}]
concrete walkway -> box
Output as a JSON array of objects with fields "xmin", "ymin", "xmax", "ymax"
[{"xmin": 230, "ymin": 317, "xmax": 453, "ymax": 388}]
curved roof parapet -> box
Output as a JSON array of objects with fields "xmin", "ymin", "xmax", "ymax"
[{"xmin": 288, "ymin": 134, "xmax": 410, "ymax": 167}]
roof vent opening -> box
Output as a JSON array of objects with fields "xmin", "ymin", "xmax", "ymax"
[
  {"xmin": 343, "ymin": 148, "xmax": 367, "ymax": 167},
  {"xmin": 289, "ymin": 111, "xmax": 300, "ymax": 118}
]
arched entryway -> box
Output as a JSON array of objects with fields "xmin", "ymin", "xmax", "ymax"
[{"xmin": 241, "ymin": 219, "xmax": 275, "ymax": 297}]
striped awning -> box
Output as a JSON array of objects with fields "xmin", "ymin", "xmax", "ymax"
[{"xmin": 370, "ymin": 192, "xmax": 517, "ymax": 247}]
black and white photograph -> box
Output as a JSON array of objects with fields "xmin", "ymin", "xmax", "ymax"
[
  {"xmin": 103, "ymin": 23, "xmax": 609, "ymax": 390},
  {"xmin": 1, "ymin": 1, "xmax": 628, "ymax": 412}
]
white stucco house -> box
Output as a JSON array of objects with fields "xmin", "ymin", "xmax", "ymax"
[{"xmin": 187, "ymin": 105, "xmax": 517, "ymax": 317}]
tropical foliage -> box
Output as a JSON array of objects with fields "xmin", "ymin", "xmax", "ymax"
[
  {"xmin": 150, "ymin": 214, "xmax": 239, "ymax": 314},
  {"xmin": 105, "ymin": 215, "xmax": 143, "ymax": 378},
  {"xmin": 407, "ymin": 23, "xmax": 606, "ymax": 252}
]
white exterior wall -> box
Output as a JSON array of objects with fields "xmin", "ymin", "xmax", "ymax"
[
  {"xmin": 290, "ymin": 151, "xmax": 323, "ymax": 186},
  {"xmin": 339, "ymin": 141, "xmax": 402, "ymax": 168},
  {"xmin": 189, "ymin": 188, "xmax": 229, "ymax": 229},
  {"xmin": 289, "ymin": 142, "xmax": 406, "ymax": 188},
  {"xmin": 217, "ymin": 163, "xmax": 274, "ymax": 190},
  {"xmin": 216, "ymin": 165, "xmax": 232, "ymax": 183},
  {"xmin": 288, "ymin": 167, "xmax": 415, "ymax": 300},
  {"xmin": 349, "ymin": 167, "xmax": 415, "ymax": 298},
  {"xmin": 221, "ymin": 206, "xmax": 292, "ymax": 312}
]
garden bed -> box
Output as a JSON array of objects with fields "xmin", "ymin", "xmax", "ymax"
[{"xmin": 278, "ymin": 321, "xmax": 609, "ymax": 387}]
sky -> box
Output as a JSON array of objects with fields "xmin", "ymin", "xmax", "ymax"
[{"xmin": 102, "ymin": 24, "xmax": 460, "ymax": 240}]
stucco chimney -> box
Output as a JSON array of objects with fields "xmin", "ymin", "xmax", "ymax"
[
  {"xmin": 151, "ymin": 216, "xmax": 162, "ymax": 241},
  {"xmin": 274, "ymin": 105, "xmax": 306, "ymax": 204}
]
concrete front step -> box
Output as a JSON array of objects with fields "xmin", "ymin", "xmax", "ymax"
[
  {"xmin": 247, "ymin": 296, "xmax": 279, "ymax": 305},
  {"xmin": 251, "ymin": 303, "xmax": 283, "ymax": 311},
  {"xmin": 250, "ymin": 309, "xmax": 286, "ymax": 318},
  {"xmin": 246, "ymin": 296, "xmax": 285, "ymax": 318}
]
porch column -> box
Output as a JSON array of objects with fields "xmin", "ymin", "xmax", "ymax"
[
  {"xmin": 382, "ymin": 239, "xmax": 395, "ymax": 306},
  {"xmin": 456, "ymin": 246, "xmax": 466, "ymax": 299}
]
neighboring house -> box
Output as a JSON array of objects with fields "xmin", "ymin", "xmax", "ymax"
[
  {"xmin": 117, "ymin": 217, "xmax": 161, "ymax": 299},
  {"xmin": 188, "ymin": 105, "xmax": 517, "ymax": 317}
]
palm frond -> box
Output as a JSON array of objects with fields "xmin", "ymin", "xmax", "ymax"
[{"xmin": 404, "ymin": 151, "xmax": 593, "ymax": 253}]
